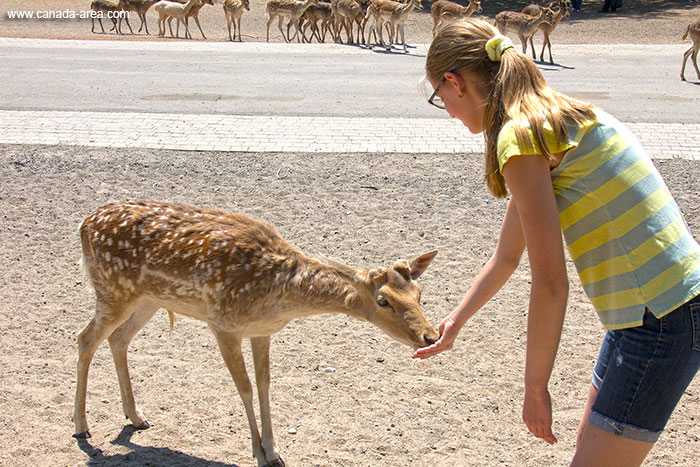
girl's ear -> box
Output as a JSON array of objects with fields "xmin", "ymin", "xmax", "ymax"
[{"xmin": 444, "ymin": 71, "xmax": 466, "ymax": 97}]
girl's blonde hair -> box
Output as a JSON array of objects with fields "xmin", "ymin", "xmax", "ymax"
[{"xmin": 426, "ymin": 19, "xmax": 596, "ymax": 198}]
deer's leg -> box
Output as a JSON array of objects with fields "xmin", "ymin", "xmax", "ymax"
[
  {"xmin": 123, "ymin": 14, "xmax": 134, "ymax": 34},
  {"xmin": 692, "ymin": 46, "xmax": 700, "ymax": 79},
  {"xmin": 194, "ymin": 16, "xmax": 206, "ymax": 39},
  {"xmin": 211, "ymin": 328, "xmax": 267, "ymax": 467},
  {"xmin": 226, "ymin": 13, "xmax": 233, "ymax": 41},
  {"xmin": 539, "ymin": 34, "xmax": 546, "ymax": 62},
  {"xmin": 251, "ymin": 336, "xmax": 284, "ymax": 467},
  {"xmin": 360, "ymin": 17, "xmax": 367, "ymax": 45},
  {"xmin": 519, "ymin": 33, "xmax": 528, "ymax": 56},
  {"xmin": 107, "ymin": 300, "xmax": 159, "ymax": 431},
  {"xmin": 401, "ymin": 25, "xmax": 407, "ymax": 52},
  {"xmin": 73, "ymin": 299, "xmax": 135, "ymax": 438},
  {"xmin": 236, "ymin": 17, "xmax": 242, "ymax": 41},
  {"xmin": 266, "ymin": 15, "xmax": 275, "ymax": 42},
  {"xmin": 286, "ymin": 20, "xmax": 294, "ymax": 42},
  {"xmin": 681, "ymin": 47, "xmax": 692, "ymax": 80},
  {"xmin": 543, "ymin": 33, "xmax": 553, "ymax": 64},
  {"xmin": 277, "ymin": 16, "xmax": 288, "ymax": 42},
  {"xmin": 293, "ymin": 19, "xmax": 303, "ymax": 43},
  {"xmin": 137, "ymin": 13, "xmax": 145, "ymax": 34}
]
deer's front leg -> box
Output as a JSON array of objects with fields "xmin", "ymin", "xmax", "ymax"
[
  {"xmin": 251, "ymin": 336, "xmax": 284, "ymax": 467},
  {"xmin": 211, "ymin": 328, "xmax": 267, "ymax": 467}
]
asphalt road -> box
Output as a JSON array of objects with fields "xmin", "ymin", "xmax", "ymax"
[{"xmin": 0, "ymin": 38, "xmax": 698, "ymax": 123}]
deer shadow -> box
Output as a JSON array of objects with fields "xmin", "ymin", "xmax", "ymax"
[
  {"xmin": 535, "ymin": 60, "xmax": 577, "ymax": 70},
  {"xmin": 75, "ymin": 425, "xmax": 241, "ymax": 467}
]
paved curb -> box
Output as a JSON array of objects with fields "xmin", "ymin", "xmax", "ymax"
[{"xmin": 0, "ymin": 109, "xmax": 697, "ymax": 159}]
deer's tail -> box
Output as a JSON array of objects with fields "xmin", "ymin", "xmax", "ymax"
[
  {"xmin": 167, "ymin": 309, "xmax": 175, "ymax": 335},
  {"xmin": 683, "ymin": 24, "xmax": 690, "ymax": 41}
]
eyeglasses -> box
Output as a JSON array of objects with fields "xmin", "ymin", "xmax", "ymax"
[{"xmin": 428, "ymin": 76, "xmax": 447, "ymax": 109}]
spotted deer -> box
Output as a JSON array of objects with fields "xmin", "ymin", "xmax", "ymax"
[
  {"xmin": 72, "ymin": 199, "xmax": 438, "ymax": 467},
  {"xmin": 224, "ymin": 0, "xmax": 251, "ymax": 42},
  {"xmin": 431, "ymin": 0, "xmax": 482, "ymax": 38},
  {"xmin": 681, "ymin": 20, "xmax": 700, "ymax": 81},
  {"xmin": 521, "ymin": 0, "xmax": 570, "ymax": 63},
  {"xmin": 494, "ymin": 7, "xmax": 554, "ymax": 58}
]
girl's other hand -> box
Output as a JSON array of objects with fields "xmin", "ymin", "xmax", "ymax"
[
  {"xmin": 523, "ymin": 388, "xmax": 558, "ymax": 445},
  {"xmin": 413, "ymin": 315, "xmax": 461, "ymax": 359}
]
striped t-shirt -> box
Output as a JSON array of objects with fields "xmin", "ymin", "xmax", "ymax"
[{"xmin": 497, "ymin": 110, "xmax": 700, "ymax": 329}]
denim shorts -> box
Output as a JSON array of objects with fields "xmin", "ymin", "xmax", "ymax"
[{"xmin": 590, "ymin": 293, "xmax": 700, "ymax": 443}]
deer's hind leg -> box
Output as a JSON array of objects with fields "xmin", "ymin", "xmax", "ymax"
[
  {"xmin": 108, "ymin": 298, "xmax": 160, "ymax": 431},
  {"xmin": 73, "ymin": 298, "xmax": 140, "ymax": 438}
]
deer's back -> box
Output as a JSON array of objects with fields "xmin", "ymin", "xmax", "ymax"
[{"xmin": 80, "ymin": 200, "xmax": 296, "ymax": 313}]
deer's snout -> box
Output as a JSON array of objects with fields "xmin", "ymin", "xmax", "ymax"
[{"xmin": 423, "ymin": 333, "xmax": 438, "ymax": 346}]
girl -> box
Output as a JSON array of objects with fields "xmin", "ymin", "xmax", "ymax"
[{"xmin": 413, "ymin": 19, "xmax": 700, "ymax": 466}]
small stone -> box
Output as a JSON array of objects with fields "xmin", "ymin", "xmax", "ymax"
[
  {"xmin": 288, "ymin": 428, "xmax": 297, "ymax": 435},
  {"xmin": 323, "ymin": 367, "xmax": 336, "ymax": 373}
]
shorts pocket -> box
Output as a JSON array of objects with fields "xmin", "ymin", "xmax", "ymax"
[{"xmin": 691, "ymin": 302, "xmax": 700, "ymax": 352}]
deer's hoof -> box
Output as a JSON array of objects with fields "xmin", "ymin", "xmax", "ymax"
[
  {"xmin": 134, "ymin": 421, "xmax": 150, "ymax": 430},
  {"xmin": 73, "ymin": 430, "xmax": 92, "ymax": 439},
  {"xmin": 266, "ymin": 458, "xmax": 285, "ymax": 467}
]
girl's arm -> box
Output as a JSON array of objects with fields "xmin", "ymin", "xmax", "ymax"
[
  {"xmin": 502, "ymin": 153, "xmax": 569, "ymax": 445},
  {"xmin": 413, "ymin": 197, "xmax": 526, "ymax": 359}
]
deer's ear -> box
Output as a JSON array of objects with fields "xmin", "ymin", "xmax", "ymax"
[{"xmin": 409, "ymin": 250, "xmax": 438, "ymax": 280}]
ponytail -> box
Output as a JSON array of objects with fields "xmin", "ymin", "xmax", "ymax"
[{"xmin": 427, "ymin": 19, "xmax": 596, "ymax": 198}]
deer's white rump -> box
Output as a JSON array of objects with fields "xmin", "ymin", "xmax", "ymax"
[{"xmin": 72, "ymin": 199, "xmax": 438, "ymax": 467}]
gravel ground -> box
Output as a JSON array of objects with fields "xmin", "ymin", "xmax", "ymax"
[{"xmin": 0, "ymin": 144, "xmax": 699, "ymax": 467}]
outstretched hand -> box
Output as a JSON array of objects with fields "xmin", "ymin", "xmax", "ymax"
[{"xmin": 413, "ymin": 315, "xmax": 461, "ymax": 359}]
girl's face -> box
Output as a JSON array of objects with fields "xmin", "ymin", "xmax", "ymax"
[{"xmin": 429, "ymin": 71, "xmax": 487, "ymax": 134}]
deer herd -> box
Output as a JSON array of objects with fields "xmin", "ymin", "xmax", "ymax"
[{"xmin": 88, "ymin": 0, "xmax": 700, "ymax": 76}]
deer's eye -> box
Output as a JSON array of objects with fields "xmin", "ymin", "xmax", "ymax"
[{"xmin": 376, "ymin": 294, "xmax": 389, "ymax": 307}]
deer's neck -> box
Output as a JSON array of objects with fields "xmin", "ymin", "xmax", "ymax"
[{"xmin": 276, "ymin": 255, "xmax": 366, "ymax": 319}]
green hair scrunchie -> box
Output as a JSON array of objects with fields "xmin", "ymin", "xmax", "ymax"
[{"xmin": 485, "ymin": 35, "xmax": 514, "ymax": 62}]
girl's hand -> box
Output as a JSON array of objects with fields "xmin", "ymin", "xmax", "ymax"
[
  {"xmin": 413, "ymin": 315, "xmax": 461, "ymax": 359},
  {"xmin": 523, "ymin": 388, "xmax": 558, "ymax": 445}
]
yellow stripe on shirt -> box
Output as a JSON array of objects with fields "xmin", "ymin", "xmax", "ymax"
[{"xmin": 560, "ymin": 157, "xmax": 654, "ymax": 232}]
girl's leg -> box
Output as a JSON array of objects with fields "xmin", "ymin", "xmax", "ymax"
[
  {"xmin": 573, "ymin": 383, "xmax": 653, "ymax": 466},
  {"xmin": 576, "ymin": 384, "xmax": 597, "ymax": 446},
  {"xmin": 571, "ymin": 422, "xmax": 654, "ymax": 467}
]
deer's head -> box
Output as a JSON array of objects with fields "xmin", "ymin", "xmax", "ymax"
[
  {"xmin": 243, "ymin": 0, "xmax": 250, "ymax": 10},
  {"xmin": 541, "ymin": 7, "xmax": 555, "ymax": 20},
  {"xmin": 471, "ymin": 0, "xmax": 483, "ymax": 13},
  {"xmin": 361, "ymin": 251, "xmax": 439, "ymax": 349}
]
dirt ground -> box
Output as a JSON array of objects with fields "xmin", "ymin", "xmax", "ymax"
[
  {"xmin": 0, "ymin": 145, "xmax": 699, "ymax": 467},
  {"xmin": 1, "ymin": 1, "xmax": 700, "ymax": 467},
  {"xmin": 1, "ymin": 0, "xmax": 699, "ymax": 45}
]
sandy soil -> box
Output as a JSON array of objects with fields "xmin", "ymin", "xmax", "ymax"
[
  {"xmin": 1, "ymin": 0, "xmax": 699, "ymax": 45},
  {"xmin": 1, "ymin": 1, "xmax": 700, "ymax": 467},
  {"xmin": 0, "ymin": 144, "xmax": 699, "ymax": 467}
]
